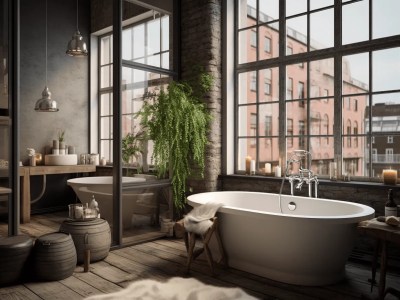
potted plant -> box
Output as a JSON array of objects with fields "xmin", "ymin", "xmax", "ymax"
[
  {"xmin": 122, "ymin": 129, "xmax": 146, "ymax": 175},
  {"xmin": 58, "ymin": 129, "xmax": 66, "ymax": 153},
  {"xmin": 138, "ymin": 69, "xmax": 213, "ymax": 212}
]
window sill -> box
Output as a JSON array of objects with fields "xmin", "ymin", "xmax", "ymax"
[{"xmin": 218, "ymin": 174, "xmax": 400, "ymax": 191}]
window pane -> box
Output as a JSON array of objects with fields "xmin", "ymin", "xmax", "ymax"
[
  {"xmin": 342, "ymin": 95, "xmax": 368, "ymax": 134},
  {"xmin": 237, "ymin": 138, "xmax": 256, "ymax": 171},
  {"xmin": 259, "ymin": 0, "xmax": 279, "ymax": 21},
  {"xmin": 101, "ymin": 117, "xmax": 111, "ymax": 139},
  {"xmin": 239, "ymin": 71, "xmax": 257, "ymax": 104},
  {"xmin": 259, "ymin": 68, "xmax": 278, "ymax": 102},
  {"xmin": 133, "ymin": 24, "xmax": 145, "ymax": 61},
  {"xmin": 368, "ymin": 135, "xmax": 400, "ymax": 178},
  {"xmin": 371, "ymin": 93, "xmax": 400, "ymax": 133},
  {"xmin": 238, "ymin": 0, "xmax": 257, "ymax": 29},
  {"xmin": 342, "ymin": 140, "xmax": 365, "ymax": 177},
  {"xmin": 310, "ymin": 137, "xmax": 334, "ymax": 173},
  {"xmin": 100, "ymin": 36, "xmax": 111, "ymax": 65},
  {"xmin": 238, "ymin": 105, "xmax": 257, "ymax": 136},
  {"xmin": 259, "ymin": 103, "xmax": 279, "ymax": 136},
  {"xmin": 100, "ymin": 93, "xmax": 110, "ymax": 116},
  {"xmin": 373, "ymin": 47, "xmax": 400, "ymax": 92},
  {"xmin": 258, "ymin": 137, "xmax": 279, "ymax": 167},
  {"xmin": 310, "ymin": 58, "xmax": 333, "ymax": 97},
  {"xmin": 122, "ymin": 28, "xmax": 132, "ymax": 60},
  {"xmin": 239, "ymin": 28, "xmax": 257, "ymax": 64},
  {"xmin": 372, "ymin": 0, "xmax": 400, "ymax": 39},
  {"xmin": 148, "ymin": 19, "xmax": 161, "ymax": 55},
  {"xmin": 122, "ymin": 115, "xmax": 134, "ymax": 137},
  {"xmin": 100, "ymin": 140, "xmax": 111, "ymax": 162},
  {"xmin": 259, "ymin": 22, "xmax": 279, "ymax": 60},
  {"xmin": 310, "ymin": 9, "xmax": 334, "ymax": 50},
  {"xmin": 101, "ymin": 66, "xmax": 110, "ymax": 88},
  {"xmin": 342, "ymin": 0, "xmax": 369, "ymax": 45},
  {"xmin": 161, "ymin": 16, "xmax": 170, "ymax": 52},
  {"xmin": 287, "ymin": 16, "xmax": 307, "ymax": 54},
  {"xmin": 342, "ymin": 53, "xmax": 369, "ymax": 94},
  {"xmin": 310, "ymin": 0, "xmax": 333, "ymax": 10},
  {"xmin": 286, "ymin": 0, "xmax": 307, "ymax": 17},
  {"xmin": 287, "ymin": 62, "xmax": 308, "ymax": 100}
]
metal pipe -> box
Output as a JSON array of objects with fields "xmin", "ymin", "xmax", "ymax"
[{"xmin": 31, "ymin": 175, "xmax": 47, "ymax": 204}]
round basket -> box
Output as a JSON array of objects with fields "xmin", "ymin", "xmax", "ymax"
[
  {"xmin": 0, "ymin": 235, "xmax": 33, "ymax": 286},
  {"xmin": 32, "ymin": 232, "xmax": 77, "ymax": 281},
  {"xmin": 59, "ymin": 218, "xmax": 111, "ymax": 263}
]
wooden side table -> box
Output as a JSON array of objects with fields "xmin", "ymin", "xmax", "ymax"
[{"xmin": 358, "ymin": 218, "xmax": 400, "ymax": 299}]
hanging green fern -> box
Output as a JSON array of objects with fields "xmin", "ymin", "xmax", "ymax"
[{"xmin": 138, "ymin": 71, "xmax": 213, "ymax": 210}]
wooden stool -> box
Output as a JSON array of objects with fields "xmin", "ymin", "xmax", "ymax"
[{"xmin": 183, "ymin": 217, "xmax": 227, "ymax": 275}]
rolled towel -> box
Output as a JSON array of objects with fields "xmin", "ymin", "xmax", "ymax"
[
  {"xmin": 385, "ymin": 216, "xmax": 400, "ymax": 227},
  {"xmin": 183, "ymin": 202, "xmax": 223, "ymax": 235}
]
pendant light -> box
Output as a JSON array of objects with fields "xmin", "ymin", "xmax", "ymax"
[
  {"xmin": 66, "ymin": 0, "xmax": 88, "ymax": 57},
  {"xmin": 35, "ymin": 0, "xmax": 58, "ymax": 112}
]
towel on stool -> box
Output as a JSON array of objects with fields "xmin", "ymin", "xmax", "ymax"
[{"xmin": 183, "ymin": 202, "xmax": 223, "ymax": 235}]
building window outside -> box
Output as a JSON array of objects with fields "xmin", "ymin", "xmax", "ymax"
[
  {"xmin": 250, "ymin": 113, "xmax": 257, "ymax": 146},
  {"xmin": 250, "ymin": 71, "xmax": 257, "ymax": 91},
  {"xmin": 386, "ymin": 148, "xmax": 394, "ymax": 162},
  {"xmin": 287, "ymin": 77, "xmax": 293, "ymax": 100},
  {"xmin": 264, "ymin": 36, "xmax": 271, "ymax": 53},
  {"xmin": 251, "ymin": 30, "xmax": 257, "ymax": 48},
  {"xmin": 287, "ymin": 118, "xmax": 293, "ymax": 148},
  {"xmin": 235, "ymin": 0, "xmax": 400, "ymax": 179},
  {"xmin": 299, "ymin": 120, "xmax": 305, "ymax": 148},
  {"xmin": 388, "ymin": 135, "xmax": 393, "ymax": 143}
]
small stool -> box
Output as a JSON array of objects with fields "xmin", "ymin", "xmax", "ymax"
[{"xmin": 183, "ymin": 217, "xmax": 227, "ymax": 274}]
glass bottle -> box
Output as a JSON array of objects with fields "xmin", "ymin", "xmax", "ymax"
[{"xmin": 385, "ymin": 189, "xmax": 397, "ymax": 217}]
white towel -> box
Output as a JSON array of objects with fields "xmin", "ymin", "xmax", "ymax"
[
  {"xmin": 183, "ymin": 202, "xmax": 223, "ymax": 235},
  {"xmin": 85, "ymin": 277, "xmax": 258, "ymax": 300}
]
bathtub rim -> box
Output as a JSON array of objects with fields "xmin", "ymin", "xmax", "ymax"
[{"xmin": 187, "ymin": 191, "xmax": 375, "ymax": 224}]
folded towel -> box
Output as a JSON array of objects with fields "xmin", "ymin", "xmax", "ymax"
[
  {"xmin": 183, "ymin": 202, "xmax": 223, "ymax": 235},
  {"xmin": 85, "ymin": 277, "xmax": 257, "ymax": 300}
]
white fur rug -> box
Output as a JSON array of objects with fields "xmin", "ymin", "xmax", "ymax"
[
  {"xmin": 183, "ymin": 202, "xmax": 224, "ymax": 235},
  {"xmin": 85, "ymin": 277, "xmax": 257, "ymax": 300}
]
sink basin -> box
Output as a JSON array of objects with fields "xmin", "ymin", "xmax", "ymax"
[{"xmin": 45, "ymin": 154, "xmax": 78, "ymax": 166}]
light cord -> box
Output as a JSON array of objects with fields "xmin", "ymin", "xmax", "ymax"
[{"xmin": 45, "ymin": 0, "xmax": 47, "ymax": 86}]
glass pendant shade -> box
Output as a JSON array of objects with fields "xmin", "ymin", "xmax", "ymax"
[
  {"xmin": 35, "ymin": 86, "xmax": 58, "ymax": 112},
  {"xmin": 66, "ymin": 30, "xmax": 88, "ymax": 56}
]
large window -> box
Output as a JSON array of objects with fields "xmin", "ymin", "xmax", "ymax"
[
  {"xmin": 235, "ymin": 0, "xmax": 400, "ymax": 180},
  {"xmin": 99, "ymin": 13, "xmax": 174, "ymax": 163}
]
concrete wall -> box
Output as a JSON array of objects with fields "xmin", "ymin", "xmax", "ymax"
[
  {"xmin": 181, "ymin": 0, "xmax": 222, "ymax": 193},
  {"xmin": 20, "ymin": 0, "xmax": 90, "ymax": 164},
  {"xmin": 19, "ymin": 0, "xmax": 90, "ymax": 212}
]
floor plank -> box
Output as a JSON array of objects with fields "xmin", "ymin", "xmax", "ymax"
[{"xmin": 0, "ymin": 213, "xmax": 399, "ymax": 300}]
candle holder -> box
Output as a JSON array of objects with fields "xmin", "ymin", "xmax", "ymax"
[{"xmin": 383, "ymin": 169, "xmax": 398, "ymax": 185}]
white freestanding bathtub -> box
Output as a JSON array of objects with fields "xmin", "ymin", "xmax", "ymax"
[{"xmin": 187, "ymin": 191, "xmax": 375, "ymax": 286}]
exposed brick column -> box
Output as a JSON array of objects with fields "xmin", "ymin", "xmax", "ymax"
[{"xmin": 180, "ymin": 0, "xmax": 222, "ymax": 193}]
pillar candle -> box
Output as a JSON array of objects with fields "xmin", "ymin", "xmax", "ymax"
[
  {"xmin": 383, "ymin": 169, "xmax": 398, "ymax": 185},
  {"xmin": 250, "ymin": 160, "xmax": 256, "ymax": 175},
  {"xmin": 265, "ymin": 163, "xmax": 271, "ymax": 174},
  {"xmin": 275, "ymin": 166, "xmax": 281, "ymax": 177},
  {"xmin": 53, "ymin": 139, "xmax": 59, "ymax": 150},
  {"xmin": 245, "ymin": 156, "xmax": 252, "ymax": 174}
]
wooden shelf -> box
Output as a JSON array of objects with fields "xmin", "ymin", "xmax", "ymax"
[
  {"xmin": 28, "ymin": 165, "xmax": 96, "ymax": 176},
  {"xmin": 0, "ymin": 187, "xmax": 12, "ymax": 195}
]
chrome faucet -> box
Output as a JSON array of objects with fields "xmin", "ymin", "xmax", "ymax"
[{"xmin": 285, "ymin": 150, "xmax": 319, "ymax": 198}]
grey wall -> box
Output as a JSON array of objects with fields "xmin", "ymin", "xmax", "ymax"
[{"xmin": 20, "ymin": 0, "xmax": 90, "ymax": 164}]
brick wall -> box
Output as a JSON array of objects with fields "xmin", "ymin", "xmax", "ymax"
[{"xmin": 180, "ymin": 0, "xmax": 222, "ymax": 193}]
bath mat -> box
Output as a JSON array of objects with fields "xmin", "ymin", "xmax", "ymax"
[
  {"xmin": 84, "ymin": 277, "xmax": 257, "ymax": 300},
  {"xmin": 183, "ymin": 202, "xmax": 223, "ymax": 235}
]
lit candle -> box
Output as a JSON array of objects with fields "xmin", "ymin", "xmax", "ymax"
[
  {"xmin": 35, "ymin": 153, "xmax": 42, "ymax": 166},
  {"xmin": 265, "ymin": 163, "xmax": 271, "ymax": 174},
  {"xmin": 245, "ymin": 156, "xmax": 252, "ymax": 174},
  {"xmin": 383, "ymin": 169, "xmax": 398, "ymax": 185},
  {"xmin": 275, "ymin": 166, "xmax": 281, "ymax": 177},
  {"xmin": 250, "ymin": 160, "xmax": 256, "ymax": 175}
]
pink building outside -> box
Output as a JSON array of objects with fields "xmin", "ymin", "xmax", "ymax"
[{"xmin": 239, "ymin": 8, "xmax": 368, "ymax": 176}]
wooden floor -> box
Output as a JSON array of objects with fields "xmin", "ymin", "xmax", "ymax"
[{"xmin": 1, "ymin": 214, "xmax": 400, "ymax": 299}]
